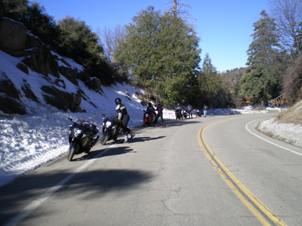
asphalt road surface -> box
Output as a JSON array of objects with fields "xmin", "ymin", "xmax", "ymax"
[{"xmin": 1, "ymin": 113, "xmax": 302, "ymax": 226}]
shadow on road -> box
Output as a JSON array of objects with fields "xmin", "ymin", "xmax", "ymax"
[
  {"xmin": 71, "ymin": 146, "xmax": 134, "ymax": 161},
  {"xmin": 154, "ymin": 118, "xmax": 204, "ymax": 127},
  {"xmin": 0, "ymin": 165, "xmax": 153, "ymax": 224}
]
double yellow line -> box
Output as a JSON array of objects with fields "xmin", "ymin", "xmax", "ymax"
[{"xmin": 198, "ymin": 120, "xmax": 287, "ymax": 226}]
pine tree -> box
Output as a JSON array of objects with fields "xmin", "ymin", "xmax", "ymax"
[
  {"xmin": 199, "ymin": 53, "xmax": 222, "ymax": 107},
  {"xmin": 115, "ymin": 6, "xmax": 201, "ymax": 104},
  {"xmin": 115, "ymin": 6, "xmax": 161, "ymax": 83},
  {"xmin": 240, "ymin": 10, "xmax": 282, "ymax": 105}
]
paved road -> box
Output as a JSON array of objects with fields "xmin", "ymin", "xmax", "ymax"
[{"xmin": 1, "ymin": 113, "xmax": 302, "ymax": 226}]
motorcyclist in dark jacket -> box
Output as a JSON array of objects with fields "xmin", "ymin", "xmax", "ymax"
[
  {"xmin": 155, "ymin": 100, "xmax": 166, "ymax": 127},
  {"xmin": 115, "ymin": 98, "xmax": 134, "ymax": 143},
  {"xmin": 175, "ymin": 103, "xmax": 182, "ymax": 111},
  {"xmin": 146, "ymin": 102, "xmax": 156, "ymax": 116}
]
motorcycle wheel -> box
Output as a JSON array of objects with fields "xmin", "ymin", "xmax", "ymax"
[
  {"xmin": 85, "ymin": 139, "xmax": 94, "ymax": 153},
  {"xmin": 67, "ymin": 142, "xmax": 78, "ymax": 161},
  {"xmin": 112, "ymin": 135, "xmax": 118, "ymax": 142},
  {"xmin": 100, "ymin": 132, "xmax": 109, "ymax": 145}
]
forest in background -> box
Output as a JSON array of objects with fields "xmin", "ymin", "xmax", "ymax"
[{"xmin": 1, "ymin": 0, "xmax": 302, "ymax": 109}]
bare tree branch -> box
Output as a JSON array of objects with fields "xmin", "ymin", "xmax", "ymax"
[
  {"xmin": 166, "ymin": 0, "xmax": 196, "ymax": 20},
  {"xmin": 269, "ymin": 0, "xmax": 302, "ymax": 56},
  {"xmin": 97, "ymin": 25, "xmax": 126, "ymax": 63}
]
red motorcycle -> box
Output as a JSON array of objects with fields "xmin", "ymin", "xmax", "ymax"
[{"xmin": 143, "ymin": 110, "xmax": 156, "ymax": 127}]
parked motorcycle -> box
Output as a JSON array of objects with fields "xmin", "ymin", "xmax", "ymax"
[
  {"xmin": 175, "ymin": 109, "xmax": 182, "ymax": 120},
  {"xmin": 182, "ymin": 109, "xmax": 188, "ymax": 119},
  {"xmin": 195, "ymin": 109, "xmax": 202, "ymax": 117},
  {"xmin": 67, "ymin": 119, "xmax": 99, "ymax": 161},
  {"xmin": 143, "ymin": 110, "xmax": 156, "ymax": 127},
  {"xmin": 100, "ymin": 115, "xmax": 122, "ymax": 145}
]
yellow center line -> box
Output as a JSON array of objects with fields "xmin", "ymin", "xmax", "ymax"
[{"xmin": 197, "ymin": 119, "xmax": 287, "ymax": 226}]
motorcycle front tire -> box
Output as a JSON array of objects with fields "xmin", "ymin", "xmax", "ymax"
[
  {"xmin": 67, "ymin": 142, "xmax": 78, "ymax": 161},
  {"xmin": 100, "ymin": 131, "xmax": 109, "ymax": 145}
]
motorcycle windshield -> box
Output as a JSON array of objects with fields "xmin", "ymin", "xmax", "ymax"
[
  {"xmin": 103, "ymin": 116, "xmax": 117, "ymax": 124},
  {"xmin": 74, "ymin": 119, "xmax": 91, "ymax": 130}
]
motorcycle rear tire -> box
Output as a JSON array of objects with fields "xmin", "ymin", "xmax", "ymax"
[
  {"xmin": 67, "ymin": 142, "xmax": 78, "ymax": 161},
  {"xmin": 100, "ymin": 132, "xmax": 109, "ymax": 145}
]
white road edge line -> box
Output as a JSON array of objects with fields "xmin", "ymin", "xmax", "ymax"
[
  {"xmin": 245, "ymin": 119, "xmax": 302, "ymax": 157},
  {"xmin": 4, "ymin": 144, "xmax": 116, "ymax": 226}
]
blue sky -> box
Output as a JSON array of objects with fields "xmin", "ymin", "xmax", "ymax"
[{"xmin": 30, "ymin": 0, "xmax": 270, "ymax": 72}]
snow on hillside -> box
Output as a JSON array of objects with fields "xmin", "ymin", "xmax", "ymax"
[
  {"xmin": 0, "ymin": 49, "xmax": 298, "ymax": 188},
  {"xmin": 0, "ymin": 49, "xmax": 179, "ymax": 187}
]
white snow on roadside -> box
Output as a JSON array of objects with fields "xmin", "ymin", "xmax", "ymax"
[
  {"xmin": 0, "ymin": 103, "xmax": 292, "ymax": 188},
  {"xmin": 0, "ymin": 49, "xmax": 298, "ymax": 188},
  {"xmin": 257, "ymin": 118, "xmax": 302, "ymax": 148}
]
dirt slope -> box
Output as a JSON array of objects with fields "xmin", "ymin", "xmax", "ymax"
[{"xmin": 274, "ymin": 100, "xmax": 302, "ymax": 125}]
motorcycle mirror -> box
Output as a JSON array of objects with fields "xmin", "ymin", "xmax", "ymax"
[
  {"xmin": 68, "ymin": 118, "xmax": 73, "ymax": 122},
  {"xmin": 102, "ymin": 114, "xmax": 106, "ymax": 117}
]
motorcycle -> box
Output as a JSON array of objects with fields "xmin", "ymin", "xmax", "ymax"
[
  {"xmin": 175, "ymin": 109, "xmax": 182, "ymax": 120},
  {"xmin": 100, "ymin": 115, "xmax": 122, "ymax": 145},
  {"xmin": 182, "ymin": 109, "xmax": 188, "ymax": 119},
  {"xmin": 196, "ymin": 109, "xmax": 202, "ymax": 117},
  {"xmin": 67, "ymin": 119, "xmax": 99, "ymax": 161},
  {"xmin": 143, "ymin": 110, "xmax": 156, "ymax": 127}
]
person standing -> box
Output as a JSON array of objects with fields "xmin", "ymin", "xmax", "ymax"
[
  {"xmin": 187, "ymin": 104, "xmax": 193, "ymax": 118},
  {"xmin": 155, "ymin": 100, "xmax": 166, "ymax": 127},
  {"xmin": 175, "ymin": 103, "xmax": 182, "ymax": 120},
  {"xmin": 203, "ymin": 104, "xmax": 208, "ymax": 117},
  {"xmin": 115, "ymin": 98, "xmax": 135, "ymax": 143}
]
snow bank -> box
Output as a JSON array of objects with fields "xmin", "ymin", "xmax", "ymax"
[{"xmin": 257, "ymin": 118, "xmax": 302, "ymax": 147}]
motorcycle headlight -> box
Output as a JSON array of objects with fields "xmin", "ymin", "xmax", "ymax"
[
  {"xmin": 106, "ymin": 121, "xmax": 112, "ymax": 127},
  {"xmin": 74, "ymin": 128, "xmax": 82, "ymax": 137}
]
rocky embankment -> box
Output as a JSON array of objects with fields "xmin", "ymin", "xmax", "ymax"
[{"xmin": 0, "ymin": 17, "xmax": 104, "ymax": 114}]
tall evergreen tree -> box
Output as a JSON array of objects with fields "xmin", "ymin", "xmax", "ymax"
[
  {"xmin": 0, "ymin": 0, "xmax": 29, "ymax": 20},
  {"xmin": 58, "ymin": 16, "xmax": 114, "ymax": 85},
  {"xmin": 199, "ymin": 53, "xmax": 222, "ymax": 107},
  {"xmin": 240, "ymin": 10, "xmax": 282, "ymax": 105},
  {"xmin": 115, "ymin": 6, "xmax": 161, "ymax": 83},
  {"xmin": 156, "ymin": 12, "xmax": 200, "ymax": 103},
  {"xmin": 57, "ymin": 16, "xmax": 103, "ymax": 64},
  {"xmin": 115, "ymin": 6, "xmax": 201, "ymax": 104}
]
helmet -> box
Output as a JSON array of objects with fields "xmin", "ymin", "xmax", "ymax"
[
  {"xmin": 157, "ymin": 100, "xmax": 160, "ymax": 104},
  {"xmin": 115, "ymin": 98, "xmax": 121, "ymax": 104},
  {"xmin": 148, "ymin": 102, "xmax": 152, "ymax": 107}
]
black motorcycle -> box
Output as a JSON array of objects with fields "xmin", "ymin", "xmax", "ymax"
[
  {"xmin": 67, "ymin": 119, "xmax": 99, "ymax": 161},
  {"xmin": 175, "ymin": 109, "xmax": 182, "ymax": 120},
  {"xmin": 100, "ymin": 115, "xmax": 122, "ymax": 145},
  {"xmin": 195, "ymin": 109, "xmax": 202, "ymax": 117},
  {"xmin": 182, "ymin": 109, "xmax": 188, "ymax": 119}
]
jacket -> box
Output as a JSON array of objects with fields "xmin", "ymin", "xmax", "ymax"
[{"xmin": 116, "ymin": 103, "xmax": 128, "ymax": 120}]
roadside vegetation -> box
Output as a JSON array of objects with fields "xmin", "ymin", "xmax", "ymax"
[{"xmin": 1, "ymin": 0, "xmax": 302, "ymax": 109}]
